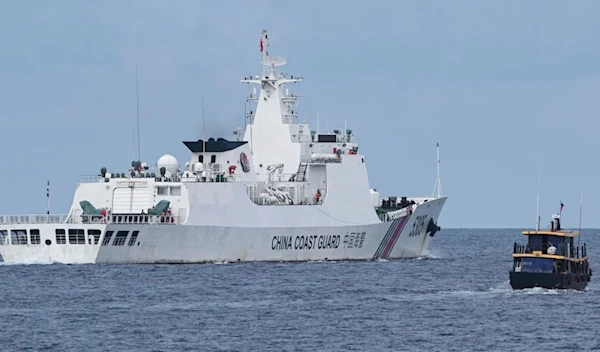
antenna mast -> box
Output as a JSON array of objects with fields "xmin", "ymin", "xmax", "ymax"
[
  {"xmin": 578, "ymin": 189, "xmax": 583, "ymax": 247},
  {"xmin": 202, "ymin": 93, "xmax": 205, "ymax": 154},
  {"xmin": 317, "ymin": 112, "xmax": 320, "ymax": 134},
  {"xmin": 536, "ymin": 168, "xmax": 540, "ymax": 230},
  {"xmin": 260, "ymin": 30, "xmax": 269, "ymax": 78},
  {"xmin": 135, "ymin": 65, "xmax": 141, "ymax": 162},
  {"xmin": 46, "ymin": 180, "xmax": 50, "ymax": 217},
  {"xmin": 432, "ymin": 142, "xmax": 443, "ymax": 197}
]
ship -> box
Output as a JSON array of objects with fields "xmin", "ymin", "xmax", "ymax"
[
  {"xmin": 510, "ymin": 212, "xmax": 592, "ymax": 290},
  {"xmin": 0, "ymin": 30, "xmax": 447, "ymax": 264}
]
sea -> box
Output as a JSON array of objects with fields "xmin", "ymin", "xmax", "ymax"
[{"xmin": 0, "ymin": 228, "xmax": 598, "ymax": 352}]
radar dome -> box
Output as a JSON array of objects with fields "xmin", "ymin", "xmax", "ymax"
[{"xmin": 157, "ymin": 154, "xmax": 179, "ymax": 175}]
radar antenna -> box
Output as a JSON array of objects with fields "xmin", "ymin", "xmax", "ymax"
[
  {"xmin": 260, "ymin": 30, "xmax": 287, "ymax": 78},
  {"xmin": 432, "ymin": 142, "xmax": 443, "ymax": 198}
]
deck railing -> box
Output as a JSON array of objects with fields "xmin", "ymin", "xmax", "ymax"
[
  {"xmin": 0, "ymin": 214, "xmax": 75, "ymax": 225},
  {"xmin": 514, "ymin": 242, "xmax": 589, "ymax": 259},
  {"xmin": 513, "ymin": 243, "xmax": 532, "ymax": 254},
  {"xmin": 0, "ymin": 214, "xmax": 182, "ymax": 226}
]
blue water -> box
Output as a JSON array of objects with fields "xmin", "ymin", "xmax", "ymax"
[{"xmin": 1, "ymin": 228, "xmax": 598, "ymax": 351}]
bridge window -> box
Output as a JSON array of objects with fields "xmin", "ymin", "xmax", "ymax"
[
  {"xmin": 30, "ymin": 229, "xmax": 41, "ymax": 245},
  {"xmin": 211, "ymin": 155, "xmax": 216, "ymax": 163},
  {"xmin": 113, "ymin": 231, "xmax": 129, "ymax": 246},
  {"xmin": 113, "ymin": 231, "xmax": 128, "ymax": 246},
  {"xmin": 55, "ymin": 229, "xmax": 66, "ymax": 244},
  {"xmin": 198, "ymin": 155, "xmax": 204, "ymax": 163},
  {"xmin": 88, "ymin": 229, "xmax": 101, "ymax": 245},
  {"xmin": 128, "ymin": 231, "xmax": 139, "ymax": 246},
  {"xmin": 102, "ymin": 231, "xmax": 114, "ymax": 246},
  {"xmin": 69, "ymin": 229, "xmax": 85, "ymax": 245},
  {"xmin": 0, "ymin": 230, "xmax": 8, "ymax": 245},
  {"xmin": 170, "ymin": 186, "xmax": 181, "ymax": 196},
  {"xmin": 11, "ymin": 230, "xmax": 28, "ymax": 245},
  {"xmin": 157, "ymin": 186, "xmax": 168, "ymax": 195}
]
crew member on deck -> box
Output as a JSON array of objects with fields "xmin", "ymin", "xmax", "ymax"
[{"xmin": 314, "ymin": 189, "xmax": 321, "ymax": 204}]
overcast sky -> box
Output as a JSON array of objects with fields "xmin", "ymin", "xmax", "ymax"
[{"xmin": 0, "ymin": 0, "xmax": 598, "ymax": 228}]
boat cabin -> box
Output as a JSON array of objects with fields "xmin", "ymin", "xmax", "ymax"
[{"xmin": 520, "ymin": 215, "xmax": 577, "ymax": 257}]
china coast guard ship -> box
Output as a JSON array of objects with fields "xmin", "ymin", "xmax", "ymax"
[{"xmin": 0, "ymin": 30, "xmax": 447, "ymax": 264}]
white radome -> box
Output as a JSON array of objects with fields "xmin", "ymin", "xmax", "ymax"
[{"xmin": 157, "ymin": 154, "xmax": 179, "ymax": 175}]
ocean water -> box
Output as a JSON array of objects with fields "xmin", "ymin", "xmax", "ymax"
[{"xmin": 0, "ymin": 228, "xmax": 598, "ymax": 352}]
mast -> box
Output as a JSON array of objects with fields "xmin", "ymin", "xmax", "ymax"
[
  {"xmin": 317, "ymin": 112, "xmax": 320, "ymax": 134},
  {"xmin": 202, "ymin": 93, "xmax": 205, "ymax": 155},
  {"xmin": 240, "ymin": 29, "xmax": 303, "ymax": 175},
  {"xmin": 536, "ymin": 168, "xmax": 540, "ymax": 230},
  {"xmin": 260, "ymin": 30, "xmax": 268, "ymax": 78},
  {"xmin": 136, "ymin": 65, "xmax": 141, "ymax": 162},
  {"xmin": 578, "ymin": 189, "xmax": 583, "ymax": 247},
  {"xmin": 432, "ymin": 142, "xmax": 443, "ymax": 198},
  {"xmin": 46, "ymin": 180, "xmax": 50, "ymax": 217}
]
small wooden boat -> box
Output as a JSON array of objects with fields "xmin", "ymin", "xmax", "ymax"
[{"xmin": 510, "ymin": 213, "xmax": 591, "ymax": 290}]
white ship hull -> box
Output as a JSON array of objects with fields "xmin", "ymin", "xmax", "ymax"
[
  {"xmin": 0, "ymin": 197, "xmax": 445, "ymax": 264},
  {"xmin": 0, "ymin": 221, "xmax": 106, "ymax": 264}
]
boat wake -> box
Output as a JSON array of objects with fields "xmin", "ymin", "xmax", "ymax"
[
  {"xmin": 0, "ymin": 260, "xmax": 55, "ymax": 266},
  {"xmin": 440, "ymin": 280, "xmax": 587, "ymax": 297}
]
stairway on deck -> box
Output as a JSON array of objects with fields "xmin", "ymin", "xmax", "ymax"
[{"xmin": 296, "ymin": 163, "xmax": 308, "ymax": 182}]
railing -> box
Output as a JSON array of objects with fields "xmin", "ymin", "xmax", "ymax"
[
  {"xmin": 256, "ymin": 172, "xmax": 298, "ymax": 183},
  {"xmin": 0, "ymin": 214, "xmax": 182, "ymax": 226},
  {"xmin": 513, "ymin": 243, "xmax": 532, "ymax": 254},
  {"xmin": 514, "ymin": 242, "xmax": 589, "ymax": 259},
  {"xmin": 378, "ymin": 207, "xmax": 410, "ymax": 222},
  {"xmin": 80, "ymin": 175, "xmax": 102, "ymax": 183},
  {"xmin": 106, "ymin": 214, "xmax": 182, "ymax": 225},
  {"xmin": 80, "ymin": 173, "xmax": 184, "ymax": 183},
  {"xmin": 248, "ymin": 195, "xmax": 319, "ymax": 206},
  {"xmin": 0, "ymin": 214, "xmax": 75, "ymax": 225}
]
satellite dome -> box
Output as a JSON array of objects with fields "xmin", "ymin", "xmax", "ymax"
[{"xmin": 157, "ymin": 154, "xmax": 179, "ymax": 175}]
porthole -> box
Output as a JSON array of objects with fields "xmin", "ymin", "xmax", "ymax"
[{"xmin": 45, "ymin": 239, "xmax": 52, "ymax": 245}]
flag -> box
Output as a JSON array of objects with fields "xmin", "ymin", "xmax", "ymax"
[
  {"xmin": 260, "ymin": 38, "xmax": 263, "ymax": 52},
  {"xmin": 560, "ymin": 201, "xmax": 564, "ymax": 212}
]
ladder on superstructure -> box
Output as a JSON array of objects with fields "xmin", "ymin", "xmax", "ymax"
[{"xmin": 296, "ymin": 163, "xmax": 308, "ymax": 182}]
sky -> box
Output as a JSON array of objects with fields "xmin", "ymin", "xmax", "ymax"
[{"xmin": 0, "ymin": 0, "xmax": 598, "ymax": 228}]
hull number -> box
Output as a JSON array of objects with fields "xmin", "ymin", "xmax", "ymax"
[{"xmin": 408, "ymin": 215, "xmax": 427, "ymax": 237}]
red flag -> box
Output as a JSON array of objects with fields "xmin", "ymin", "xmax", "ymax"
[{"xmin": 260, "ymin": 38, "xmax": 263, "ymax": 52}]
